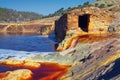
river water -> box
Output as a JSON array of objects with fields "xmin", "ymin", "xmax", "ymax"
[{"xmin": 0, "ymin": 35, "xmax": 56, "ymax": 60}]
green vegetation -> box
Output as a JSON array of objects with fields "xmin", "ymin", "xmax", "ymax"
[
  {"xmin": 0, "ymin": 1, "xmax": 94, "ymax": 22},
  {"xmin": 44, "ymin": 1, "xmax": 91, "ymax": 18},
  {"xmin": 0, "ymin": 7, "xmax": 43, "ymax": 22},
  {"xmin": 0, "ymin": 8, "xmax": 4, "ymax": 13},
  {"xmin": 2, "ymin": 0, "xmax": 115, "ymax": 22},
  {"xmin": 99, "ymin": 4, "xmax": 105, "ymax": 8},
  {"xmin": 91, "ymin": 0, "xmax": 115, "ymax": 8}
]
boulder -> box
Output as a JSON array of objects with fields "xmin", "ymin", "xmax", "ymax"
[{"xmin": 1, "ymin": 69, "xmax": 32, "ymax": 80}]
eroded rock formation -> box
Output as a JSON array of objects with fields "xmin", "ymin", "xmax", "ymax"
[
  {"xmin": 0, "ymin": 16, "xmax": 59, "ymax": 35},
  {"xmin": 55, "ymin": 7, "xmax": 114, "ymax": 50},
  {"xmin": 0, "ymin": 69, "xmax": 32, "ymax": 80},
  {"xmin": 54, "ymin": 7, "xmax": 120, "ymax": 80},
  {"xmin": 60, "ymin": 35, "xmax": 120, "ymax": 80},
  {"xmin": 0, "ymin": 24, "xmax": 53, "ymax": 35}
]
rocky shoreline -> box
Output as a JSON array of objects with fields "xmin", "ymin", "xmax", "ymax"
[
  {"xmin": 0, "ymin": 33, "xmax": 119, "ymax": 80},
  {"xmin": 0, "ymin": 2, "xmax": 120, "ymax": 79}
]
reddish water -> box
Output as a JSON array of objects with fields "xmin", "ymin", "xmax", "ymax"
[{"xmin": 0, "ymin": 62, "xmax": 70, "ymax": 80}]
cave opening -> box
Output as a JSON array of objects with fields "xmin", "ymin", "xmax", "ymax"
[{"xmin": 78, "ymin": 14, "xmax": 90, "ymax": 32}]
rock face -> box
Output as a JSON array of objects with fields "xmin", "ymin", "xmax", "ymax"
[
  {"xmin": 91, "ymin": 0, "xmax": 120, "ymax": 33},
  {"xmin": 0, "ymin": 24, "xmax": 53, "ymax": 35},
  {"xmin": 55, "ymin": 7, "xmax": 114, "ymax": 42},
  {"xmin": 59, "ymin": 35, "xmax": 120, "ymax": 80},
  {"xmin": 0, "ymin": 34, "xmax": 119, "ymax": 80},
  {"xmin": 0, "ymin": 16, "xmax": 59, "ymax": 35},
  {"xmin": 23, "ymin": 34, "xmax": 120, "ymax": 80}
]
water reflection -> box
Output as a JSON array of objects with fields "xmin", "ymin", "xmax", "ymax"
[{"xmin": 0, "ymin": 34, "xmax": 56, "ymax": 52}]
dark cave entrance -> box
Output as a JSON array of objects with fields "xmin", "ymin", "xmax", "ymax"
[{"xmin": 78, "ymin": 14, "xmax": 90, "ymax": 32}]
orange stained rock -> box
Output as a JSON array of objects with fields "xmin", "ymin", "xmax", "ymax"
[
  {"xmin": 0, "ymin": 60, "xmax": 70, "ymax": 80},
  {"xmin": 56, "ymin": 35, "xmax": 80, "ymax": 51},
  {"xmin": 57, "ymin": 34, "xmax": 119, "ymax": 51},
  {"xmin": 0, "ymin": 59, "xmax": 24, "ymax": 67},
  {"xmin": 0, "ymin": 59, "xmax": 41, "ymax": 69},
  {"xmin": 0, "ymin": 69, "xmax": 33, "ymax": 80},
  {"xmin": 78, "ymin": 34, "xmax": 118, "ymax": 43},
  {"xmin": 23, "ymin": 62, "xmax": 41, "ymax": 69}
]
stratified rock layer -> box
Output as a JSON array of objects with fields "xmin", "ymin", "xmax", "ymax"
[
  {"xmin": 60, "ymin": 35, "xmax": 120, "ymax": 80},
  {"xmin": 0, "ymin": 16, "xmax": 59, "ymax": 35}
]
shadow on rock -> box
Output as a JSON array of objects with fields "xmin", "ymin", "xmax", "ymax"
[{"xmin": 98, "ymin": 58, "xmax": 120, "ymax": 80}]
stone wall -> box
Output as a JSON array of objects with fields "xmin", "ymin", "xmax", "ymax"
[
  {"xmin": 55, "ymin": 7, "xmax": 115, "ymax": 51},
  {"xmin": 67, "ymin": 7, "xmax": 114, "ymax": 33},
  {"xmin": 55, "ymin": 14, "xmax": 68, "ymax": 42},
  {"xmin": 55, "ymin": 7, "xmax": 114, "ymax": 43},
  {"xmin": 67, "ymin": 13, "xmax": 78, "ymax": 30}
]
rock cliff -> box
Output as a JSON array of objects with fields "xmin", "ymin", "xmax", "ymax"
[{"xmin": 0, "ymin": 16, "xmax": 59, "ymax": 35}]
